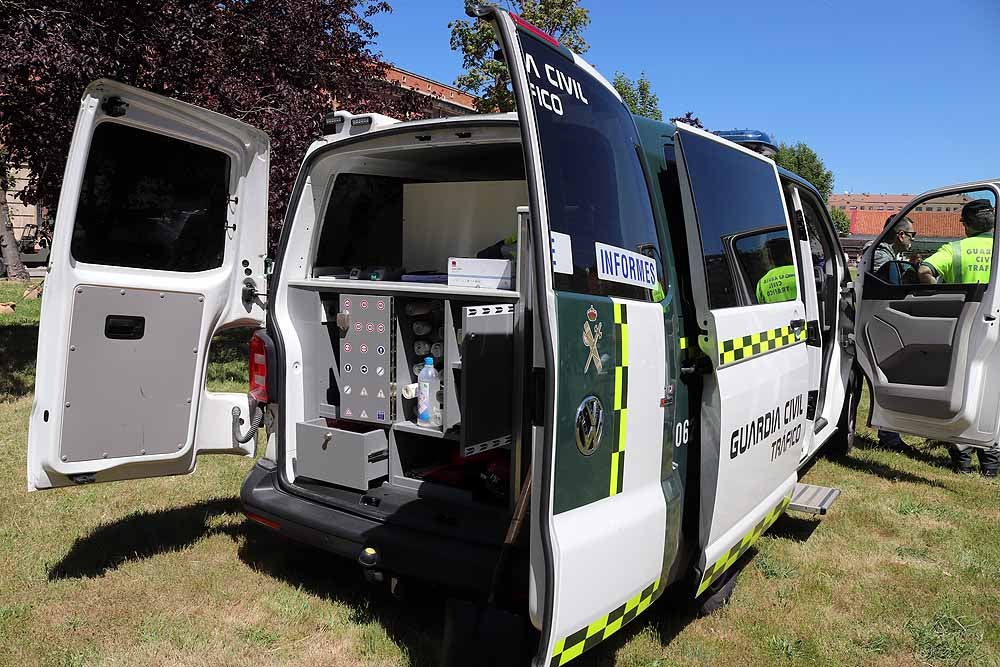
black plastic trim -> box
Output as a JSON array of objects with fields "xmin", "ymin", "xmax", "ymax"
[
  {"xmin": 240, "ymin": 462, "xmax": 503, "ymax": 593},
  {"xmin": 860, "ymin": 273, "xmax": 986, "ymax": 302}
]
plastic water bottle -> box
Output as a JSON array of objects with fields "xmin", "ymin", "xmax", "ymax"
[{"xmin": 417, "ymin": 357, "xmax": 439, "ymax": 427}]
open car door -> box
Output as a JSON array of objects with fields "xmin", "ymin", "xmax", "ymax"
[
  {"xmin": 27, "ymin": 80, "xmax": 269, "ymax": 490},
  {"xmin": 854, "ymin": 181, "xmax": 1000, "ymax": 448},
  {"xmin": 480, "ymin": 8, "xmax": 672, "ymax": 665},
  {"xmin": 673, "ymin": 126, "xmax": 807, "ymax": 596}
]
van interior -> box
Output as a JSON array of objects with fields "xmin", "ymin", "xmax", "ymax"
[{"xmin": 278, "ymin": 128, "xmax": 533, "ymax": 572}]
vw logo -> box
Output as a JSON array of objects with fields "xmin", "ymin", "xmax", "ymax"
[{"xmin": 575, "ymin": 395, "xmax": 604, "ymax": 456}]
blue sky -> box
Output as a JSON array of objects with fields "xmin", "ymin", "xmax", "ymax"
[{"xmin": 372, "ymin": 1, "xmax": 999, "ymax": 196}]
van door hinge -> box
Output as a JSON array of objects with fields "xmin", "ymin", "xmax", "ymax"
[
  {"xmin": 806, "ymin": 319, "xmax": 821, "ymax": 347},
  {"xmin": 661, "ymin": 384, "xmax": 675, "ymax": 408},
  {"xmin": 794, "ymin": 210, "xmax": 808, "ymax": 238},
  {"xmin": 806, "ymin": 390, "xmax": 818, "ymax": 421}
]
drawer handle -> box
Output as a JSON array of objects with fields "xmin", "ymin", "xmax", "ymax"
[
  {"xmin": 368, "ymin": 449, "xmax": 388, "ymax": 464},
  {"xmin": 322, "ymin": 432, "xmax": 333, "ymax": 450}
]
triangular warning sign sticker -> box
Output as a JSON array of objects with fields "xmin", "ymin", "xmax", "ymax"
[
  {"xmin": 377, "ymin": 389, "xmax": 385, "ymax": 398},
  {"xmin": 344, "ymin": 409, "xmax": 353, "ymax": 416},
  {"xmin": 360, "ymin": 410, "xmax": 368, "ymax": 419},
  {"xmin": 360, "ymin": 387, "xmax": 368, "ymax": 396}
]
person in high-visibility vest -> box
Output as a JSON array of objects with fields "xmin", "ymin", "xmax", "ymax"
[
  {"xmin": 918, "ymin": 199, "xmax": 994, "ymax": 285},
  {"xmin": 755, "ymin": 238, "xmax": 797, "ymax": 304},
  {"xmin": 918, "ymin": 198, "xmax": 999, "ymax": 477}
]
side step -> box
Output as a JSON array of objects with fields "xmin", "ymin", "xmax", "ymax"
[{"xmin": 788, "ymin": 482, "xmax": 841, "ymax": 516}]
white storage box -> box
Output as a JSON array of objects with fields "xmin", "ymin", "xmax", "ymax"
[{"xmin": 447, "ymin": 257, "xmax": 513, "ymax": 289}]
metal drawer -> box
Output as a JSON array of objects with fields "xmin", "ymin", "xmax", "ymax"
[{"xmin": 295, "ymin": 419, "xmax": 388, "ymax": 490}]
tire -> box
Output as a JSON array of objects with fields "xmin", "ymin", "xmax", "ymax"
[
  {"xmin": 695, "ymin": 567, "xmax": 740, "ymax": 617},
  {"xmin": 826, "ymin": 366, "xmax": 862, "ymax": 458}
]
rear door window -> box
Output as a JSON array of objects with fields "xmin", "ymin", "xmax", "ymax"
[
  {"xmin": 71, "ymin": 122, "xmax": 231, "ymax": 272},
  {"xmin": 521, "ymin": 36, "xmax": 661, "ymax": 300}
]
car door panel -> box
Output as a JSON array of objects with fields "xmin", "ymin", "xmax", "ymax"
[
  {"xmin": 673, "ymin": 125, "xmax": 807, "ymax": 595},
  {"xmin": 854, "ymin": 181, "xmax": 1000, "ymax": 445}
]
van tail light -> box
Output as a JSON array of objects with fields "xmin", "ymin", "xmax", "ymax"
[
  {"xmin": 510, "ymin": 12, "xmax": 561, "ymax": 49},
  {"xmin": 248, "ymin": 330, "xmax": 272, "ymax": 404},
  {"xmin": 244, "ymin": 510, "xmax": 280, "ymax": 531}
]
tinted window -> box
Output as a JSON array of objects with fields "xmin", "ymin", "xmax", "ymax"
[
  {"xmin": 522, "ymin": 35, "xmax": 660, "ymax": 300},
  {"xmin": 72, "ymin": 123, "xmax": 231, "ymax": 272},
  {"xmin": 679, "ymin": 132, "xmax": 793, "ymax": 308}
]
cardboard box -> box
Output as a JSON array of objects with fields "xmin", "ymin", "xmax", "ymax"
[{"xmin": 447, "ymin": 257, "xmax": 513, "ymax": 289}]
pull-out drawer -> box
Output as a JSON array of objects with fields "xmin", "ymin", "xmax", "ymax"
[{"xmin": 295, "ymin": 419, "xmax": 388, "ymax": 490}]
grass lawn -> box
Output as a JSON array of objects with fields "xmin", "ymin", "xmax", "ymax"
[{"xmin": 1, "ymin": 279, "xmax": 998, "ymax": 666}]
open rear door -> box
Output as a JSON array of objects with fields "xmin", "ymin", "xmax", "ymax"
[
  {"xmin": 27, "ymin": 80, "xmax": 268, "ymax": 490},
  {"xmin": 480, "ymin": 8, "xmax": 671, "ymax": 665},
  {"xmin": 673, "ymin": 126, "xmax": 807, "ymax": 596},
  {"xmin": 854, "ymin": 181, "xmax": 1000, "ymax": 447}
]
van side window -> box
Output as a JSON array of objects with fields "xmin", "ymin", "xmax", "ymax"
[
  {"xmin": 71, "ymin": 123, "xmax": 231, "ymax": 272},
  {"xmin": 522, "ymin": 36, "xmax": 661, "ymax": 300},
  {"xmin": 678, "ymin": 133, "xmax": 796, "ymax": 308}
]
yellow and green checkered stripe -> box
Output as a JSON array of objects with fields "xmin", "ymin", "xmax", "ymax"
[
  {"xmin": 550, "ymin": 578, "xmax": 660, "ymax": 666},
  {"xmin": 610, "ymin": 303, "xmax": 628, "ymax": 497},
  {"xmin": 696, "ymin": 493, "xmax": 792, "ymax": 596},
  {"xmin": 718, "ymin": 326, "xmax": 806, "ymax": 366}
]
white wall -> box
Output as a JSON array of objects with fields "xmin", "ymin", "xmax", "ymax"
[{"xmin": 402, "ymin": 180, "xmax": 528, "ymax": 272}]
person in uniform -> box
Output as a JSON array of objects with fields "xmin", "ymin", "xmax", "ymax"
[
  {"xmin": 872, "ymin": 215, "xmax": 916, "ymax": 273},
  {"xmin": 755, "ymin": 238, "xmax": 797, "ymax": 304},
  {"xmin": 918, "ymin": 198, "xmax": 999, "ymax": 477}
]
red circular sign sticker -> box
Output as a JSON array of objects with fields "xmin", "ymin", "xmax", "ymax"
[
  {"xmin": 376, "ymin": 300, "xmax": 385, "ymax": 311},
  {"xmin": 344, "ymin": 298, "xmax": 352, "ymax": 308},
  {"xmin": 360, "ymin": 300, "xmax": 368, "ymax": 310},
  {"xmin": 354, "ymin": 322, "xmax": 363, "ymax": 332},
  {"xmin": 367, "ymin": 322, "xmax": 375, "ymax": 333},
  {"xmin": 344, "ymin": 343, "xmax": 352, "ymax": 352},
  {"xmin": 376, "ymin": 322, "xmax": 385, "ymax": 333},
  {"xmin": 360, "ymin": 344, "xmax": 368, "ymax": 354}
]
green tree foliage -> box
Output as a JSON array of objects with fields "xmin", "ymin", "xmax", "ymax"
[
  {"xmin": 772, "ymin": 142, "xmax": 834, "ymax": 201},
  {"xmin": 449, "ymin": 0, "xmax": 590, "ymax": 112},
  {"xmin": 612, "ymin": 71, "xmax": 662, "ymax": 120},
  {"xmin": 830, "ymin": 207, "xmax": 851, "ymax": 235}
]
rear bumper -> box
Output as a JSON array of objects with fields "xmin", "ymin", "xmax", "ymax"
[{"xmin": 239, "ymin": 460, "xmax": 501, "ymax": 594}]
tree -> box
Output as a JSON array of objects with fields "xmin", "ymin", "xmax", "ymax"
[
  {"xmin": 0, "ymin": 148, "xmax": 30, "ymax": 281},
  {"xmin": 0, "ymin": 0, "xmax": 428, "ymax": 251},
  {"xmin": 449, "ymin": 0, "xmax": 590, "ymax": 113},
  {"xmin": 612, "ymin": 71, "xmax": 662, "ymax": 120},
  {"xmin": 772, "ymin": 142, "xmax": 834, "ymax": 202},
  {"xmin": 669, "ymin": 111, "xmax": 705, "ymax": 129},
  {"xmin": 830, "ymin": 207, "xmax": 851, "ymax": 236}
]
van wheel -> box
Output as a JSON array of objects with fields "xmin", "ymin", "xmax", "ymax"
[
  {"xmin": 695, "ymin": 568, "xmax": 739, "ymax": 617},
  {"xmin": 826, "ymin": 368, "xmax": 861, "ymax": 459}
]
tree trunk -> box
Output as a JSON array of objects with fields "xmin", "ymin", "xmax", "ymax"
[{"xmin": 0, "ymin": 189, "xmax": 31, "ymax": 281}]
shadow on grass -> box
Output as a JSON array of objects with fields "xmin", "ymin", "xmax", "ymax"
[
  {"xmin": 854, "ymin": 433, "xmax": 954, "ymax": 472},
  {"xmin": 0, "ymin": 323, "xmax": 38, "ymax": 398},
  {"xmin": 768, "ymin": 513, "xmax": 821, "ymax": 543},
  {"xmin": 48, "ymin": 497, "xmax": 243, "ymax": 580},
  {"xmin": 47, "ymin": 496, "xmax": 444, "ymax": 665},
  {"xmin": 832, "ymin": 448, "xmax": 948, "ymax": 489}
]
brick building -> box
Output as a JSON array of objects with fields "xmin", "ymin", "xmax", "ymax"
[{"xmin": 384, "ymin": 67, "xmax": 477, "ymax": 117}]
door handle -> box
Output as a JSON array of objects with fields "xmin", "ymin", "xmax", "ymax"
[
  {"xmin": 789, "ymin": 318, "xmax": 805, "ymax": 332},
  {"xmin": 104, "ymin": 314, "xmax": 146, "ymax": 340}
]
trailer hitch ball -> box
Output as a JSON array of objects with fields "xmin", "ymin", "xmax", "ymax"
[{"xmin": 359, "ymin": 546, "xmax": 384, "ymax": 583}]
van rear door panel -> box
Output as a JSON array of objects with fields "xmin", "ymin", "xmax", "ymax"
[
  {"xmin": 481, "ymin": 8, "xmax": 672, "ymax": 664},
  {"xmin": 27, "ymin": 80, "xmax": 268, "ymax": 490}
]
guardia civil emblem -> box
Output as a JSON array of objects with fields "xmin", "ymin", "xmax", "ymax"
[{"xmin": 582, "ymin": 305, "xmax": 603, "ymax": 373}]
